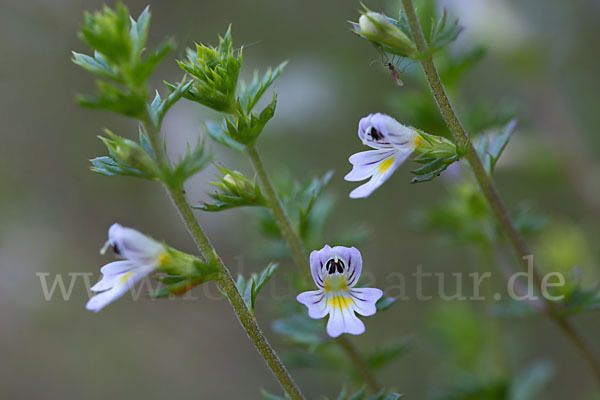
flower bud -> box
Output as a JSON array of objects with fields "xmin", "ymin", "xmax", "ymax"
[
  {"xmin": 199, "ymin": 165, "xmax": 265, "ymax": 212},
  {"xmin": 99, "ymin": 130, "xmax": 158, "ymax": 177},
  {"xmin": 354, "ymin": 12, "xmax": 417, "ymax": 58}
]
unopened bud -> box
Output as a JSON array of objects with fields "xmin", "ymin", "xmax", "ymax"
[{"xmin": 355, "ymin": 12, "xmax": 417, "ymax": 58}]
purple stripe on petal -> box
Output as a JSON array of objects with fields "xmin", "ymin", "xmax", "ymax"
[{"xmin": 350, "ymin": 288, "xmax": 383, "ymax": 317}]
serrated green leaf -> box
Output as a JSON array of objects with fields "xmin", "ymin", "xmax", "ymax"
[
  {"xmin": 138, "ymin": 128, "xmax": 156, "ymax": 160},
  {"xmin": 251, "ymin": 263, "xmax": 279, "ymax": 311},
  {"xmin": 230, "ymin": 263, "xmax": 278, "ymax": 314},
  {"xmin": 477, "ymin": 119, "xmax": 518, "ymax": 176},
  {"xmin": 150, "ymin": 78, "xmax": 193, "ymax": 125},
  {"xmin": 72, "ymin": 51, "xmax": 119, "ymax": 82},
  {"xmin": 168, "ymin": 138, "xmax": 212, "ymax": 187},
  {"xmin": 203, "ymin": 119, "xmax": 246, "ymax": 152},
  {"xmin": 240, "ymin": 61, "xmax": 288, "ymax": 112},
  {"xmin": 220, "ymin": 93, "xmax": 277, "ymax": 144}
]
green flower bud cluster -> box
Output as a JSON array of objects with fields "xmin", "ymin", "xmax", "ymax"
[
  {"xmin": 174, "ymin": 26, "xmax": 241, "ymax": 113},
  {"xmin": 73, "ymin": 3, "xmax": 173, "ymax": 118},
  {"xmin": 170, "ymin": 28, "xmax": 287, "ymax": 146}
]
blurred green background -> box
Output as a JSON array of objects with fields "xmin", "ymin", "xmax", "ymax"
[{"xmin": 1, "ymin": 0, "xmax": 599, "ymax": 398}]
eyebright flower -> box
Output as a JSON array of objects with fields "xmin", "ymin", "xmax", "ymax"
[
  {"xmin": 86, "ymin": 223, "xmax": 168, "ymax": 312},
  {"xmin": 296, "ymin": 245, "xmax": 383, "ymax": 337},
  {"xmin": 344, "ymin": 113, "xmax": 421, "ymax": 198}
]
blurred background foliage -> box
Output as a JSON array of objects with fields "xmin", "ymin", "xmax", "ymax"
[{"xmin": 1, "ymin": 0, "xmax": 600, "ymax": 398}]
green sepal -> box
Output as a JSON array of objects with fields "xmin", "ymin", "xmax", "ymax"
[
  {"xmin": 410, "ymin": 154, "xmax": 458, "ymax": 183},
  {"xmin": 149, "ymin": 254, "xmax": 220, "ymax": 298}
]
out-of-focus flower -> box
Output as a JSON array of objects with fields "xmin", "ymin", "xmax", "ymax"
[
  {"xmin": 86, "ymin": 223, "xmax": 168, "ymax": 312},
  {"xmin": 345, "ymin": 113, "xmax": 421, "ymax": 198},
  {"xmin": 296, "ymin": 245, "xmax": 382, "ymax": 337}
]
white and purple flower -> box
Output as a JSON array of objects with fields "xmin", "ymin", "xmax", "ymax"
[
  {"xmin": 344, "ymin": 113, "xmax": 421, "ymax": 198},
  {"xmin": 296, "ymin": 245, "xmax": 383, "ymax": 337},
  {"xmin": 86, "ymin": 223, "xmax": 167, "ymax": 312}
]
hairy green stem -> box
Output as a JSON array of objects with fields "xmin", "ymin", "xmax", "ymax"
[
  {"xmin": 246, "ymin": 143, "xmax": 382, "ymax": 392},
  {"xmin": 143, "ymin": 116, "xmax": 306, "ymax": 400},
  {"xmin": 400, "ymin": 0, "xmax": 600, "ymax": 383},
  {"xmin": 245, "ymin": 144, "xmax": 313, "ymax": 283}
]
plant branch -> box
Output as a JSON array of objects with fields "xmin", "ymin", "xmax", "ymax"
[
  {"xmin": 142, "ymin": 116, "xmax": 306, "ymax": 400},
  {"xmin": 246, "ymin": 143, "xmax": 382, "ymax": 392},
  {"xmin": 400, "ymin": 0, "xmax": 600, "ymax": 383}
]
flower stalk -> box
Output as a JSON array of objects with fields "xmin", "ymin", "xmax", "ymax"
[
  {"xmin": 399, "ymin": 0, "xmax": 600, "ymax": 383},
  {"xmin": 245, "ymin": 143, "xmax": 383, "ymax": 392},
  {"xmin": 141, "ymin": 115, "xmax": 306, "ymax": 400}
]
